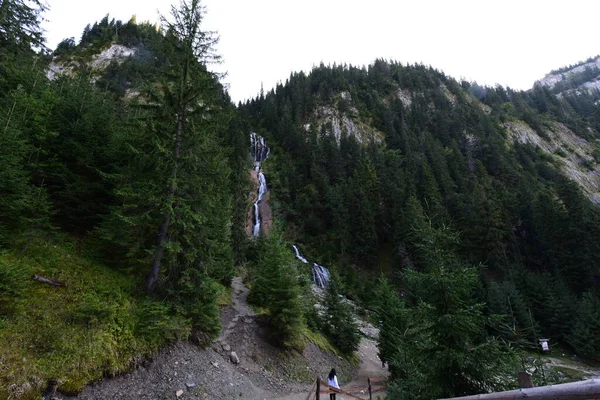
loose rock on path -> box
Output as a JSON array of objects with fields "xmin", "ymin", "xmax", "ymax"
[{"xmin": 45, "ymin": 277, "xmax": 388, "ymax": 400}]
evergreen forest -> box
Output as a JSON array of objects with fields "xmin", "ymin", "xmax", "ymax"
[{"xmin": 1, "ymin": 0, "xmax": 600, "ymax": 398}]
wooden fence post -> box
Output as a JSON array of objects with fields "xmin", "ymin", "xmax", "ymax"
[
  {"xmin": 518, "ymin": 371, "xmax": 533, "ymax": 388},
  {"xmin": 368, "ymin": 377, "xmax": 372, "ymax": 400},
  {"xmin": 316, "ymin": 377, "xmax": 320, "ymax": 400}
]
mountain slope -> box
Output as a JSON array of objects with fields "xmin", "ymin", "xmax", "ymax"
[{"xmin": 242, "ymin": 59, "xmax": 600, "ymax": 371}]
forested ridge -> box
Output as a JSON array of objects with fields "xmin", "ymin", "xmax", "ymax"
[
  {"xmin": 1, "ymin": 0, "xmax": 600, "ymax": 398},
  {"xmin": 241, "ymin": 61, "xmax": 600, "ymax": 396}
]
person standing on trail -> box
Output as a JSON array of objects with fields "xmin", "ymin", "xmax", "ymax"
[{"xmin": 328, "ymin": 368, "xmax": 340, "ymax": 400}]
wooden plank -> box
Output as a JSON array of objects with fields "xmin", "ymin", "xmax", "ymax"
[
  {"xmin": 438, "ymin": 379, "xmax": 600, "ymax": 400},
  {"xmin": 306, "ymin": 379, "xmax": 317, "ymax": 400},
  {"xmin": 518, "ymin": 372, "xmax": 533, "ymax": 389},
  {"xmin": 316, "ymin": 377, "xmax": 320, "ymax": 400},
  {"xmin": 320, "ymin": 381, "xmax": 366, "ymax": 400}
]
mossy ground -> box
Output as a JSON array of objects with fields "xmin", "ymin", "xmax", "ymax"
[{"xmin": 0, "ymin": 239, "xmax": 194, "ymax": 399}]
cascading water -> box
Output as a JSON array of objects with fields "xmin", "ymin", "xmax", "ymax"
[
  {"xmin": 292, "ymin": 245, "xmax": 330, "ymax": 288},
  {"xmin": 250, "ymin": 132, "xmax": 270, "ymax": 236},
  {"xmin": 249, "ymin": 134, "xmax": 330, "ymax": 287}
]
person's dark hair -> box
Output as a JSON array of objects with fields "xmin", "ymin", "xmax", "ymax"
[{"xmin": 328, "ymin": 368, "xmax": 336, "ymax": 380}]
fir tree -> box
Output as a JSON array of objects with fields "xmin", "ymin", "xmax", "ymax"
[
  {"xmin": 568, "ymin": 292, "xmax": 600, "ymax": 360},
  {"xmin": 248, "ymin": 232, "xmax": 305, "ymax": 348},
  {"xmin": 144, "ymin": 0, "xmax": 222, "ymax": 292},
  {"xmin": 322, "ymin": 278, "xmax": 360, "ymax": 355},
  {"xmin": 388, "ymin": 222, "xmax": 516, "ymax": 399}
]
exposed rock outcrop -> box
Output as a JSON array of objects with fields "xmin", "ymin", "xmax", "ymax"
[
  {"xmin": 257, "ymin": 190, "xmax": 273, "ymax": 236},
  {"xmin": 308, "ymin": 105, "xmax": 384, "ymax": 143},
  {"xmin": 537, "ymin": 56, "xmax": 600, "ymax": 90},
  {"xmin": 505, "ymin": 120, "xmax": 600, "ymax": 204},
  {"xmin": 47, "ymin": 44, "xmax": 137, "ymax": 81}
]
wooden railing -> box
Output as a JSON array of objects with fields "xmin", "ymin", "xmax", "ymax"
[
  {"xmin": 307, "ymin": 375, "xmax": 600, "ymax": 400},
  {"xmin": 306, "ymin": 376, "xmax": 388, "ymax": 400},
  {"xmin": 439, "ymin": 379, "xmax": 600, "ymax": 400}
]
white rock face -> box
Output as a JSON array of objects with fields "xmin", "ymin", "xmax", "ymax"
[
  {"xmin": 440, "ymin": 84, "xmax": 457, "ymax": 106},
  {"xmin": 580, "ymin": 79, "xmax": 600, "ymax": 91},
  {"xmin": 537, "ymin": 56, "xmax": 600, "ymax": 89},
  {"xmin": 46, "ymin": 44, "xmax": 137, "ymax": 81},
  {"xmin": 46, "ymin": 61, "xmax": 75, "ymax": 81},
  {"xmin": 396, "ymin": 88, "xmax": 412, "ymax": 107},
  {"xmin": 90, "ymin": 44, "xmax": 136, "ymax": 70},
  {"xmin": 312, "ymin": 105, "xmax": 383, "ymax": 143}
]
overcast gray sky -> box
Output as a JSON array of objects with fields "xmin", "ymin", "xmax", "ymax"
[{"xmin": 43, "ymin": 0, "xmax": 600, "ymax": 103}]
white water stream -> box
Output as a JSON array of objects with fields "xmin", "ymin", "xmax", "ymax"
[
  {"xmin": 250, "ymin": 133, "xmax": 330, "ymax": 287},
  {"xmin": 292, "ymin": 245, "xmax": 330, "ymax": 288},
  {"xmin": 250, "ymin": 132, "xmax": 269, "ymax": 236}
]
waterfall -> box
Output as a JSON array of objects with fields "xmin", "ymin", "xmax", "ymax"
[
  {"xmin": 252, "ymin": 203, "xmax": 260, "ymax": 236},
  {"xmin": 292, "ymin": 245, "xmax": 330, "ymax": 288},
  {"xmin": 250, "ymin": 132, "xmax": 270, "ymax": 236},
  {"xmin": 250, "ymin": 132, "xmax": 269, "ymax": 164},
  {"xmin": 249, "ymin": 132, "xmax": 330, "ymax": 287},
  {"xmin": 257, "ymin": 172, "xmax": 267, "ymax": 202},
  {"xmin": 312, "ymin": 263, "xmax": 330, "ymax": 288},
  {"xmin": 292, "ymin": 245, "xmax": 308, "ymax": 263}
]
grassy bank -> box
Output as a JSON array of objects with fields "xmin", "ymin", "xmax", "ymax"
[{"xmin": 0, "ymin": 240, "xmax": 193, "ymax": 399}]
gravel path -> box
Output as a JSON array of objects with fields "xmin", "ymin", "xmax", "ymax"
[{"xmin": 44, "ymin": 278, "xmax": 387, "ymax": 400}]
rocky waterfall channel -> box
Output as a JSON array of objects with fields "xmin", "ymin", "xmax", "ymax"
[{"xmin": 249, "ymin": 133, "xmax": 330, "ymax": 287}]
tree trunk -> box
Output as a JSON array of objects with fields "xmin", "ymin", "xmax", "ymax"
[
  {"xmin": 146, "ymin": 113, "xmax": 183, "ymax": 292},
  {"xmin": 146, "ymin": 29, "xmax": 192, "ymax": 292}
]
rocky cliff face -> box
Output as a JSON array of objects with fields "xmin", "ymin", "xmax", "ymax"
[
  {"xmin": 536, "ymin": 56, "xmax": 600, "ymax": 94},
  {"xmin": 306, "ymin": 91, "xmax": 384, "ymax": 143},
  {"xmin": 505, "ymin": 120, "xmax": 600, "ymax": 204},
  {"xmin": 46, "ymin": 44, "xmax": 137, "ymax": 81}
]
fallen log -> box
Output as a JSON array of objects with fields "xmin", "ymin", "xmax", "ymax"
[{"xmin": 31, "ymin": 274, "xmax": 65, "ymax": 287}]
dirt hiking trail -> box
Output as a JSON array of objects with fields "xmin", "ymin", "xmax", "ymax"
[{"xmin": 45, "ymin": 277, "xmax": 388, "ymax": 400}]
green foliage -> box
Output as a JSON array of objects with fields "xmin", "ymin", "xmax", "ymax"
[
  {"xmin": 385, "ymin": 223, "xmax": 517, "ymax": 399},
  {"xmin": 134, "ymin": 299, "xmax": 191, "ymax": 345},
  {"xmin": 171, "ymin": 271, "xmax": 222, "ymax": 338},
  {"xmin": 486, "ymin": 280, "xmax": 539, "ymax": 348},
  {"xmin": 374, "ymin": 278, "xmax": 407, "ymax": 368},
  {"xmin": 0, "ymin": 0, "xmax": 46, "ymax": 53},
  {"xmin": 321, "ymin": 278, "xmax": 360, "ymax": 355},
  {"xmin": 243, "ymin": 59, "xmax": 600, "ymax": 365},
  {"xmin": 568, "ymin": 292, "xmax": 600, "ymax": 360},
  {"xmin": 92, "ymin": 1, "xmax": 236, "ymax": 340},
  {"xmin": 0, "ymin": 57, "xmax": 54, "ymax": 247},
  {"xmin": 0, "ymin": 1, "xmax": 248, "ymax": 396},
  {"xmin": 248, "ymin": 233, "xmax": 305, "ymax": 348},
  {"xmin": 0, "ymin": 254, "xmax": 28, "ymax": 315},
  {"xmin": 0, "ymin": 241, "xmax": 192, "ymax": 399}
]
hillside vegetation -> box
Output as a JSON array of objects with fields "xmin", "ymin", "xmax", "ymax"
[
  {"xmin": 1, "ymin": 0, "xmax": 600, "ymax": 399},
  {"xmin": 241, "ymin": 60, "xmax": 600, "ymax": 397},
  {"xmin": 1, "ymin": 1, "xmax": 250, "ymax": 398}
]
